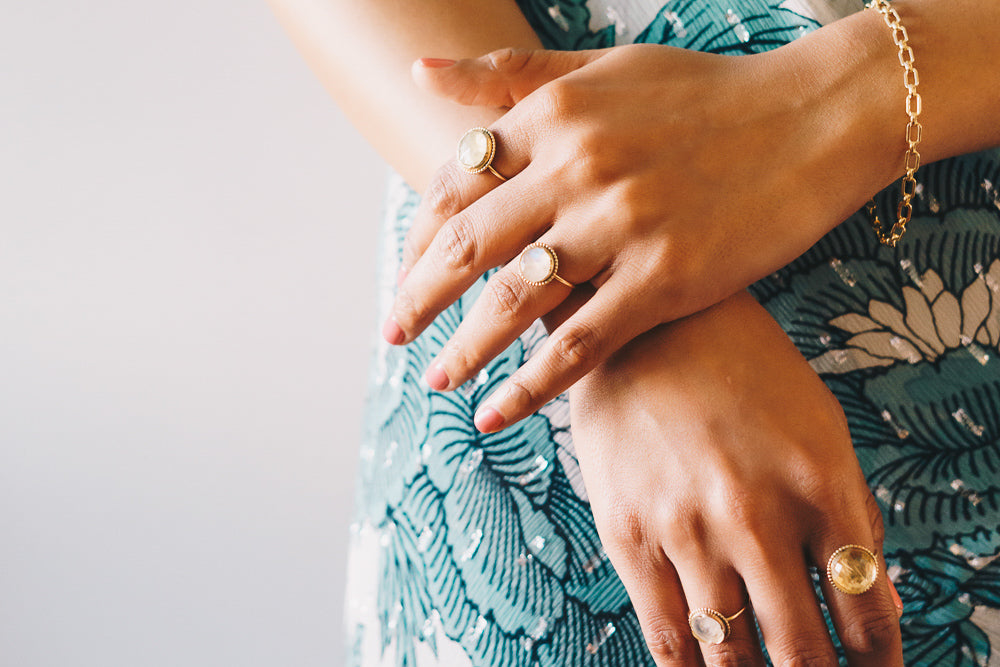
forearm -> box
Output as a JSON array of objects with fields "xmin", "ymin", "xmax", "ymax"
[
  {"xmin": 774, "ymin": 0, "xmax": 1000, "ymax": 200},
  {"xmin": 266, "ymin": 0, "xmax": 542, "ymax": 190}
]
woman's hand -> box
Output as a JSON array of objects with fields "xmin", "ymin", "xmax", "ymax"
[
  {"xmin": 569, "ymin": 291, "xmax": 904, "ymax": 666},
  {"xmin": 386, "ymin": 16, "xmax": 905, "ymax": 432}
]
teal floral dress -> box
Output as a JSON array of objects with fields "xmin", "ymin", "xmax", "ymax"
[{"xmin": 345, "ymin": 1, "xmax": 1000, "ymax": 665}]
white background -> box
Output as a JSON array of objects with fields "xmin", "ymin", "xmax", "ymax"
[{"xmin": 1, "ymin": 2, "xmax": 383, "ymax": 665}]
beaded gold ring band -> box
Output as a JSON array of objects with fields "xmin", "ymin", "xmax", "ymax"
[
  {"xmin": 827, "ymin": 544, "xmax": 879, "ymax": 595},
  {"xmin": 457, "ymin": 127, "xmax": 508, "ymax": 181},
  {"xmin": 518, "ymin": 243, "xmax": 574, "ymax": 288},
  {"xmin": 688, "ymin": 606, "xmax": 747, "ymax": 645}
]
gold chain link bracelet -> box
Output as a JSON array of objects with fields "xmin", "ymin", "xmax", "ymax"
[{"xmin": 865, "ymin": 0, "xmax": 923, "ymax": 247}]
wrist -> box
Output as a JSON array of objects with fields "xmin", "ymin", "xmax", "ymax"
[{"xmin": 762, "ymin": 8, "xmax": 904, "ymax": 217}]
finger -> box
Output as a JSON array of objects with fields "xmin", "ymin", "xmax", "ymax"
[
  {"xmin": 387, "ymin": 165, "xmax": 556, "ymax": 346},
  {"xmin": 412, "ymin": 47, "xmax": 609, "ymax": 108},
  {"xmin": 540, "ymin": 284, "xmax": 594, "ymax": 333},
  {"xmin": 400, "ymin": 124, "xmax": 532, "ymax": 274},
  {"xmin": 423, "ymin": 240, "xmax": 608, "ymax": 391},
  {"xmin": 739, "ymin": 550, "xmax": 840, "ymax": 665},
  {"xmin": 810, "ymin": 491, "xmax": 904, "ymax": 666},
  {"xmin": 473, "ymin": 271, "xmax": 653, "ymax": 432},
  {"xmin": 607, "ymin": 548, "xmax": 701, "ymax": 666},
  {"xmin": 669, "ymin": 554, "xmax": 763, "ymax": 666}
]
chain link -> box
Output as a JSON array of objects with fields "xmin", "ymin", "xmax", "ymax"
[{"xmin": 864, "ymin": 0, "xmax": 923, "ymax": 247}]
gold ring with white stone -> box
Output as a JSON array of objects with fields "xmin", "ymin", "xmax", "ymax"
[
  {"xmin": 688, "ymin": 606, "xmax": 746, "ymax": 645},
  {"xmin": 457, "ymin": 127, "xmax": 507, "ymax": 181},
  {"xmin": 518, "ymin": 242, "xmax": 574, "ymax": 288},
  {"xmin": 826, "ymin": 544, "xmax": 879, "ymax": 595}
]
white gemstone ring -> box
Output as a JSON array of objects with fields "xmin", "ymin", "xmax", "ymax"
[
  {"xmin": 688, "ymin": 606, "xmax": 746, "ymax": 645},
  {"xmin": 518, "ymin": 242, "xmax": 574, "ymax": 288},
  {"xmin": 457, "ymin": 127, "xmax": 507, "ymax": 181}
]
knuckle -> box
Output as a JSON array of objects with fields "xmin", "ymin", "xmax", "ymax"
[
  {"xmin": 486, "ymin": 47, "xmax": 532, "ymax": 75},
  {"xmin": 703, "ymin": 640, "xmax": 758, "ymax": 667},
  {"xmin": 425, "ymin": 165, "xmax": 464, "ymax": 220},
  {"xmin": 552, "ymin": 322, "xmax": 602, "ymax": 370},
  {"xmin": 393, "ymin": 287, "xmax": 425, "ymax": 329},
  {"xmin": 441, "ymin": 338, "xmax": 478, "ymax": 378},
  {"xmin": 485, "ymin": 271, "xmax": 527, "ymax": 322},
  {"xmin": 643, "ymin": 623, "xmax": 695, "ymax": 664},
  {"xmin": 656, "ymin": 504, "xmax": 707, "ymax": 555},
  {"xmin": 839, "ymin": 606, "xmax": 900, "ymax": 657},
  {"xmin": 538, "ymin": 79, "xmax": 582, "ymax": 121},
  {"xmin": 778, "ymin": 651, "xmax": 838, "ymax": 667},
  {"xmin": 437, "ymin": 216, "xmax": 478, "ymax": 273},
  {"xmin": 717, "ymin": 486, "xmax": 769, "ymax": 535},
  {"xmin": 597, "ymin": 499, "xmax": 647, "ymax": 551},
  {"xmin": 502, "ymin": 375, "xmax": 539, "ymax": 414}
]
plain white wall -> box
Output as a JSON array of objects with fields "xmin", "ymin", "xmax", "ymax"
[{"xmin": 0, "ymin": 2, "xmax": 383, "ymax": 665}]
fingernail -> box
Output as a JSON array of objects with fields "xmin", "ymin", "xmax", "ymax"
[
  {"xmin": 396, "ymin": 266, "xmax": 408, "ymax": 287},
  {"xmin": 474, "ymin": 406, "xmax": 505, "ymax": 433},
  {"xmin": 418, "ymin": 58, "xmax": 456, "ymax": 68},
  {"xmin": 888, "ymin": 579, "xmax": 903, "ymax": 616},
  {"xmin": 382, "ymin": 317, "xmax": 405, "ymax": 345},
  {"xmin": 425, "ymin": 362, "xmax": 449, "ymax": 391}
]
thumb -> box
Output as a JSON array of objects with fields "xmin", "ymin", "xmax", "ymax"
[{"xmin": 412, "ymin": 47, "xmax": 608, "ymax": 109}]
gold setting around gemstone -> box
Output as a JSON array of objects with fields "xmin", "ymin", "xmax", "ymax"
[
  {"xmin": 457, "ymin": 127, "xmax": 506, "ymax": 181},
  {"xmin": 517, "ymin": 242, "xmax": 574, "ymax": 288},
  {"xmin": 687, "ymin": 606, "xmax": 745, "ymax": 645},
  {"xmin": 826, "ymin": 544, "xmax": 879, "ymax": 595}
]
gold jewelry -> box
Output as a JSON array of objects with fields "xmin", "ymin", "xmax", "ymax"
[
  {"xmin": 457, "ymin": 127, "xmax": 507, "ymax": 181},
  {"xmin": 827, "ymin": 544, "xmax": 879, "ymax": 595},
  {"xmin": 864, "ymin": 0, "xmax": 923, "ymax": 247},
  {"xmin": 688, "ymin": 606, "xmax": 746, "ymax": 645},
  {"xmin": 518, "ymin": 242, "xmax": 574, "ymax": 287}
]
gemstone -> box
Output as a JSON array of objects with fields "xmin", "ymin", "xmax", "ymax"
[
  {"xmin": 689, "ymin": 610, "xmax": 727, "ymax": 645},
  {"xmin": 828, "ymin": 545, "xmax": 878, "ymax": 594},
  {"xmin": 457, "ymin": 128, "xmax": 493, "ymax": 172},
  {"xmin": 519, "ymin": 245, "xmax": 556, "ymax": 284}
]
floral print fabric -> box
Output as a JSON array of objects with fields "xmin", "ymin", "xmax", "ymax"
[{"xmin": 345, "ymin": 1, "xmax": 1000, "ymax": 665}]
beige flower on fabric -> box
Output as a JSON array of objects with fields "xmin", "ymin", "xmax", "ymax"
[{"xmin": 810, "ymin": 260, "xmax": 1000, "ymax": 375}]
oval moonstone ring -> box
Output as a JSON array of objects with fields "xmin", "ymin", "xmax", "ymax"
[
  {"xmin": 457, "ymin": 127, "xmax": 507, "ymax": 181},
  {"xmin": 827, "ymin": 544, "xmax": 879, "ymax": 595},
  {"xmin": 517, "ymin": 242, "xmax": 574, "ymax": 288},
  {"xmin": 688, "ymin": 606, "xmax": 746, "ymax": 645}
]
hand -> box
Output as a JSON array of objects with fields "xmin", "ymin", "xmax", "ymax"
[
  {"xmin": 386, "ymin": 33, "xmax": 899, "ymax": 432},
  {"xmin": 569, "ymin": 291, "xmax": 904, "ymax": 666}
]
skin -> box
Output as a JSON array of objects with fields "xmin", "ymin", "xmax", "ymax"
[
  {"xmin": 568, "ymin": 290, "xmax": 900, "ymax": 666},
  {"xmin": 391, "ymin": 1, "xmax": 1000, "ymax": 433},
  {"xmin": 268, "ymin": 0, "xmax": 997, "ymax": 663}
]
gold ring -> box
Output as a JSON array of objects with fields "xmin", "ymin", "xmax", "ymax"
[
  {"xmin": 688, "ymin": 606, "xmax": 746, "ymax": 645},
  {"xmin": 457, "ymin": 127, "xmax": 507, "ymax": 181},
  {"xmin": 518, "ymin": 242, "xmax": 574, "ymax": 288},
  {"xmin": 827, "ymin": 544, "xmax": 879, "ymax": 595}
]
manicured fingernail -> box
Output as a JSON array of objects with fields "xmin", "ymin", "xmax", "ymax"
[
  {"xmin": 425, "ymin": 362, "xmax": 449, "ymax": 391},
  {"xmin": 474, "ymin": 406, "xmax": 505, "ymax": 433},
  {"xmin": 418, "ymin": 58, "xmax": 456, "ymax": 68},
  {"xmin": 888, "ymin": 579, "xmax": 903, "ymax": 616},
  {"xmin": 382, "ymin": 317, "xmax": 405, "ymax": 345},
  {"xmin": 396, "ymin": 266, "xmax": 408, "ymax": 287}
]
